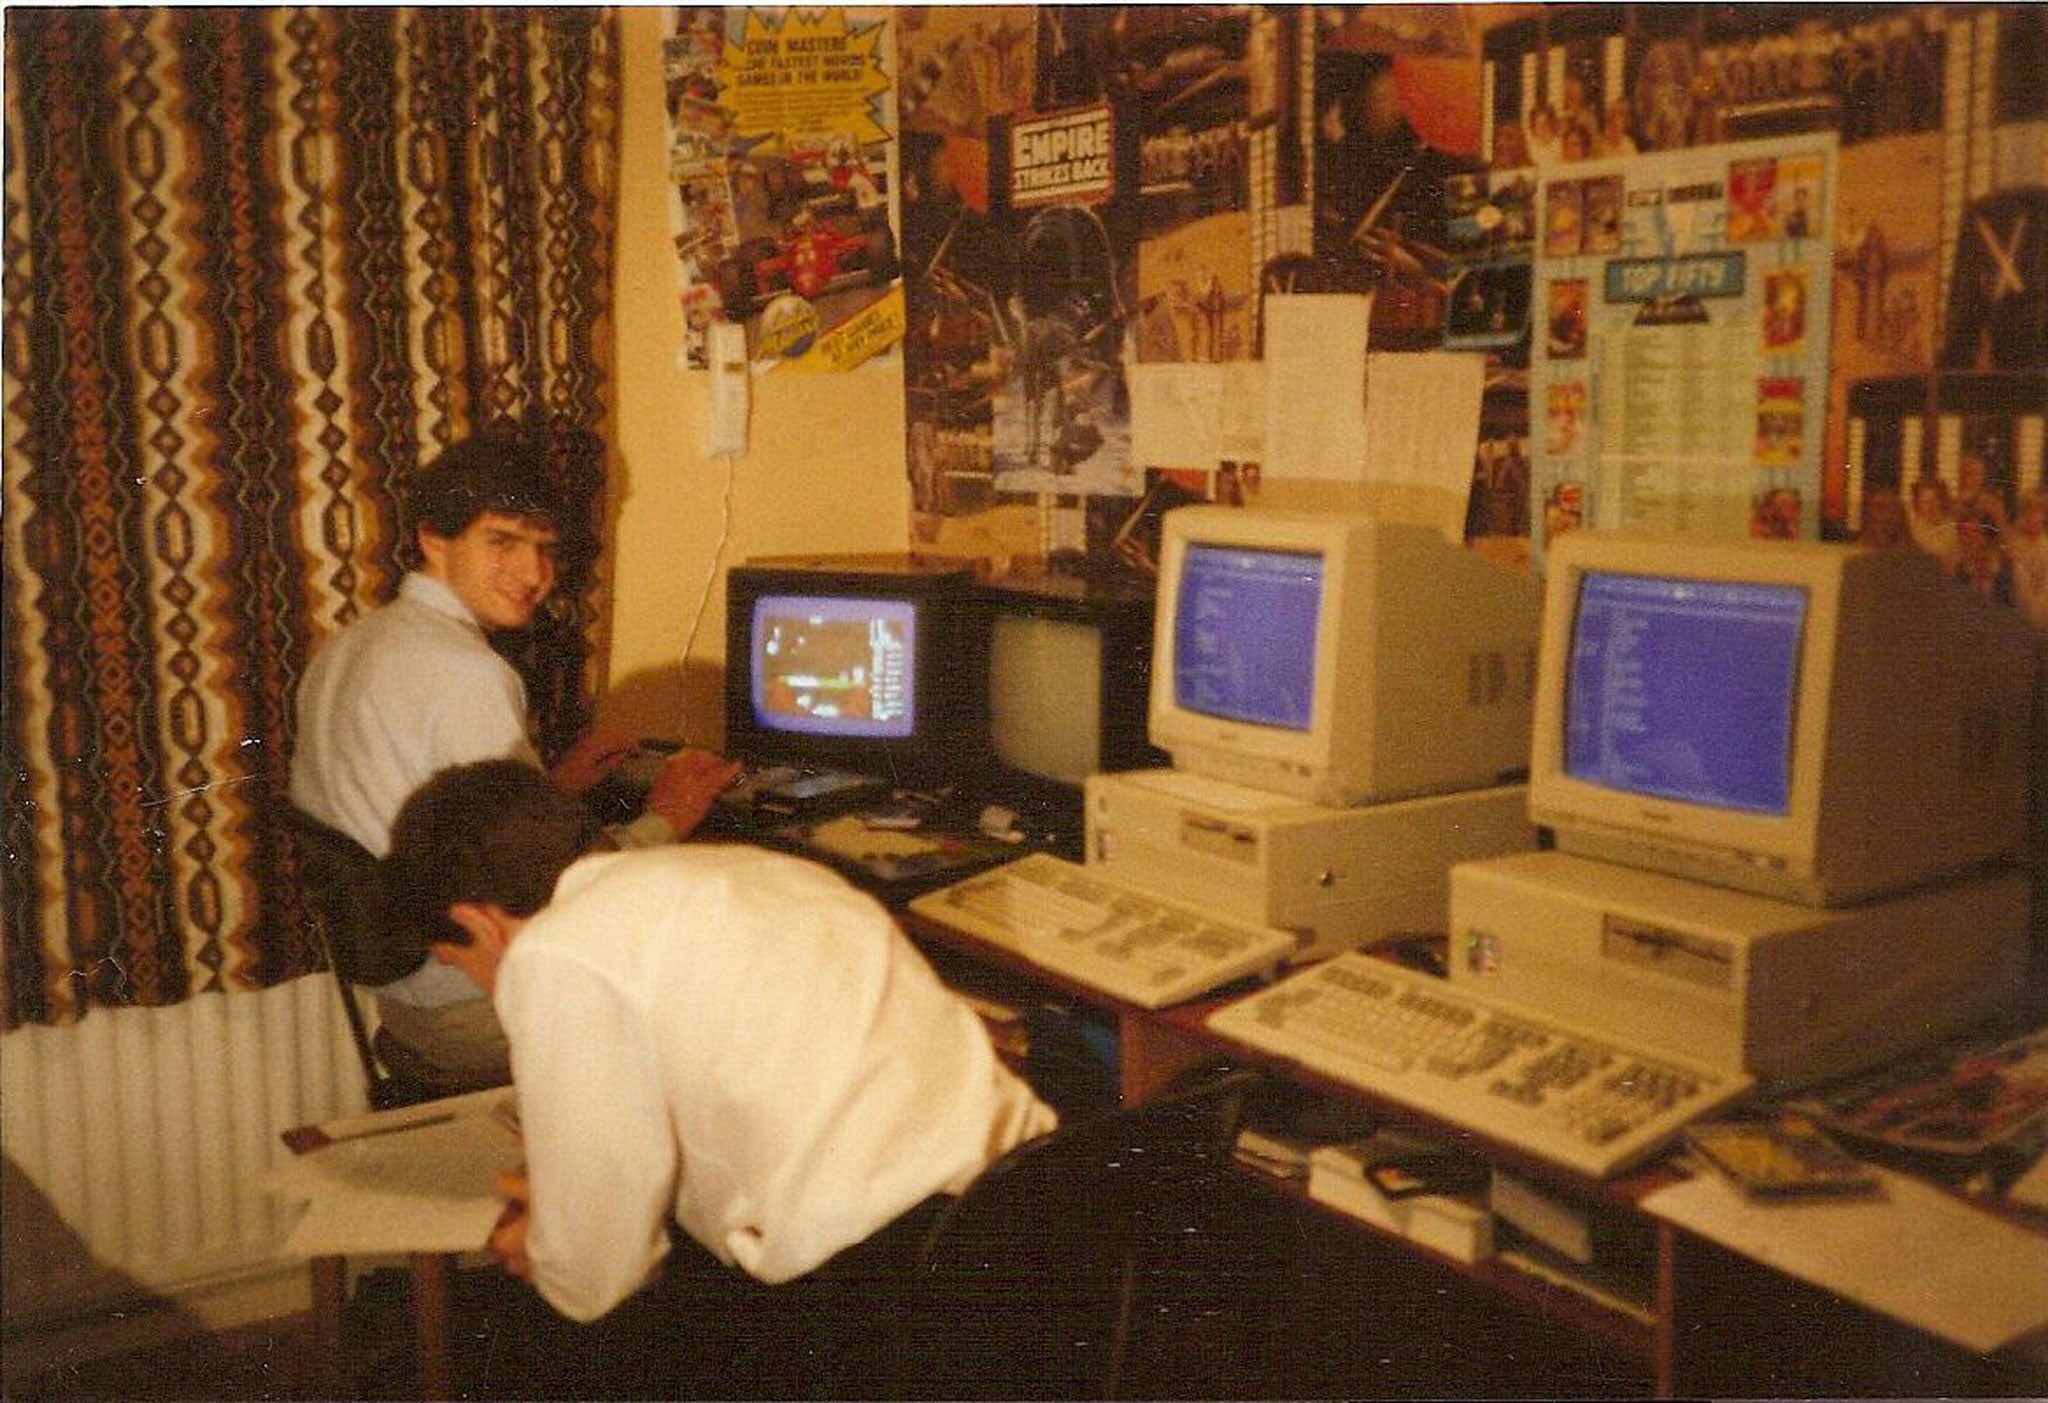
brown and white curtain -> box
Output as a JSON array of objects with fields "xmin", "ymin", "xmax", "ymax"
[{"xmin": 2, "ymin": 7, "xmax": 620, "ymax": 1027}]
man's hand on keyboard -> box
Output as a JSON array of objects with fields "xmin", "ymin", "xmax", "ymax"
[
  {"xmin": 549, "ymin": 727, "xmax": 642, "ymax": 796},
  {"xmin": 647, "ymin": 748, "xmax": 745, "ymax": 839}
]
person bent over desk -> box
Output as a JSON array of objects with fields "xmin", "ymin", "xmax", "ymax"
[{"xmin": 381, "ymin": 760, "xmax": 1057, "ymax": 1398}]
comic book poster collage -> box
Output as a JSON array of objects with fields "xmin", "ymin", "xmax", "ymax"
[
  {"xmin": 666, "ymin": 8, "xmax": 904, "ymax": 371},
  {"xmin": 668, "ymin": 7, "xmax": 2045, "ymax": 619}
]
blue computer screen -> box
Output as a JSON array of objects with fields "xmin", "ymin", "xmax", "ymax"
[
  {"xmin": 1173, "ymin": 545, "xmax": 1322, "ymax": 731},
  {"xmin": 1565, "ymin": 571, "xmax": 1806, "ymax": 815},
  {"xmin": 751, "ymin": 595, "xmax": 917, "ymax": 739}
]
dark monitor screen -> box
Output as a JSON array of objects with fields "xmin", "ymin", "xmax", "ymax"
[
  {"xmin": 982, "ymin": 576, "xmax": 1162, "ymax": 784},
  {"xmin": 749, "ymin": 594, "xmax": 917, "ymax": 739},
  {"xmin": 977, "ymin": 574, "xmax": 1164, "ymax": 855},
  {"xmin": 1564, "ymin": 571, "xmax": 1806, "ymax": 815},
  {"xmin": 1172, "ymin": 544, "xmax": 1322, "ymax": 732}
]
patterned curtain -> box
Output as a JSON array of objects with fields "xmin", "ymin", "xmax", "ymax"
[{"xmin": 1, "ymin": 8, "xmax": 620, "ymax": 1027}]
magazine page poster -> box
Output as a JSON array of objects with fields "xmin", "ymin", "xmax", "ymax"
[
  {"xmin": 1529, "ymin": 135, "xmax": 1835, "ymax": 561},
  {"xmin": 665, "ymin": 7, "xmax": 903, "ymax": 371}
]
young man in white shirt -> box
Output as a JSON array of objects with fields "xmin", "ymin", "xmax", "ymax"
[
  {"xmin": 291, "ymin": 428, "xmax": 739, "ymax": 1088},
  {"xmin": 382, "ymin": 759, "xmax": 1057, "ymax": 1396}
]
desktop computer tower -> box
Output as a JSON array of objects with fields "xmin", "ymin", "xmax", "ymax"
[
  {"xmin": 1447, "ymin": 850, "xmax": 2030, "ymax": 1093},
  {"xmin": 1085, "ymin": 769, "xmax": 1536, "ymax": 962}
]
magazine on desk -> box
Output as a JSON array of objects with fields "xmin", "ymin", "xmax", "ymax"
[{"xmin": 1789, "ymin": 1025, "xmax": 2048, "ymax": 1165}]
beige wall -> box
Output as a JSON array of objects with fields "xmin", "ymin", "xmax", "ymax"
[{"xmin": 603, "ymin": 9, "xmax": 909, "ymax": 747}]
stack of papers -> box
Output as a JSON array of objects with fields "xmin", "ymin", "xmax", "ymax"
[
  {"xmin": 1644, "ymin": 1163, "xmax": 2048, "ymax": 1354},
  {"xmin": 266, "ymin": 1089, "xmax": 523, "ymax": 1257}
]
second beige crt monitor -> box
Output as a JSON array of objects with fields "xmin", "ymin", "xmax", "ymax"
[
  {"xmin": 1527, "ymin": 531, "xmax": 2036, "ymax": 907},
  {"xmin": 1145, "ymin": 506, "xmax": 1542, "ymax": 808}
]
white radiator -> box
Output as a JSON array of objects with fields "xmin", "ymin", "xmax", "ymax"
[{"xmin": 1, "ymin": 974, "xmax": 366, "ymax": 1331}]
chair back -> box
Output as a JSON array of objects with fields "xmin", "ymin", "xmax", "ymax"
[
  {"xmin": 894, "ymin": 1061, "xmax": 1262, "ymax": 1400},
  {"xmin": 277, "ymin": 802, "xmax": 440, "ymax": 1109}
]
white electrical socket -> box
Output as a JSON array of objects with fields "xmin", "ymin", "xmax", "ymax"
[{"xmin": 704, "ymin": 320, "xmax": 750, "ymax": 459}]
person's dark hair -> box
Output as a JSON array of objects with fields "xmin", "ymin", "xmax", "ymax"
[
  {"xmin": 381, "ymin": 760, "xmax": 602, "ymax": 961},
  {"xmin": 406, "ymin": 424, "xmax": 570, "ymax": 543}
]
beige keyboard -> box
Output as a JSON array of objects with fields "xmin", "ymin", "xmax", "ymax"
[
  {"xmin": 909, "ymin": 853, "xmax": 1296, "ymax": 1008},
  {"xmin": 1209, "ymin": 951, "xmax": 1750, "ymax": 1177}
]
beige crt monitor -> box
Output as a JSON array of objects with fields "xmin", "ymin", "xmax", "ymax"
[
  {"xmin": 1148, "ymin": 507, "xmax": 1541, "ymax": 808},
  {"xmin": 1529, "ymin": 533, "xmax": 2036, "ymax": 907}
]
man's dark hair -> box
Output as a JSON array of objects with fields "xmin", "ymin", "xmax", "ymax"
[
  {"xmin": 381, "ymin": 760, "xmax": 602, "ymax": 961},
  {"xmin": 406, "ymin": 424, "xmax": 570, "ymax": 542}
]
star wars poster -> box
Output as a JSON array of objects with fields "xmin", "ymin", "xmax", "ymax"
[
  {"xmin": 986, "ymin": 105, "xmax": 1135, "ymax": 495},
  {"xmin": 1123, "ymin": 7, "xmax": 1288, "ymax": 368},
  {"xmin": 900, "ymin": 7, "xmax": 1321, "ymax": 568},
  {"xmin": 1310, "ymin": 9, "xmax": 1484, "ymax": 351},
  {"xmin": 666, "ymin": 8, "xmax": 903, "ymax": 371},
  {"xmin": 900, "ymin": 7, "xmax": 1148, "ymax": 563}
]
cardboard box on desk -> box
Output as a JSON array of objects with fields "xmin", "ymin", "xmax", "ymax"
[{"xmin": 1307, "ymin": 1137, "xmax": 1495, "ymax": 1265}]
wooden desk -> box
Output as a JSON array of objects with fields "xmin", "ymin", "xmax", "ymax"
[
  {"xmin": 281, "ymin": 1092, "xmax": 516, "ymax": 1402},
  {"xmin": 900, "ymin": 907, "xmax": 2048, "ymax": 1399}
]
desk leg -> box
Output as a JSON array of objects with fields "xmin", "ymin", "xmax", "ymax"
[
  {"xmin": 410, "ymin": 1252, "xmax": 454, "ymax": 1401},
  {"xmin": 1119, "ymin": 1011, "xmax": 1218, "ymax": 1104},
  {"xmin": 310, "ymin": 1256, "xmax": 348, "ymax": 1399}
]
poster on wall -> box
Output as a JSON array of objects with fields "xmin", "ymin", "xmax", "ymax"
[
  {"xmin": 1529, "ymin": 135, "xmax": 1837, "ymax": 560},
  {"xmin": 1311, "ymin": 9, "xmax": 1483, "ymax": 351},
  {"xmin": 900, "ymin": 7, "xmax": 1324, "ymax": 571},
  {"xmin": 665, "ymin": 7, "xmax": 903, "ymax": 371},
  {"xmin": 1125, "ymin": 7, "xmax": 1268, "ymax": 367},
  {"xmin": 986, "ymin": 105, "xmax": 1135, "ymax": 497},
  {"xmin": 898, "ymin": 6, "xmax": 1158, "ymax": 565}
]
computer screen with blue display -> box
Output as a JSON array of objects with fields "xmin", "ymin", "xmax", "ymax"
[
  {"xmin": 1563, "ymin": 572, "xmax": 1805, "ymax": 816},
  {"xmin": 1148, "ymin": 506, "xmax": 1541, "ymax": 807},
  {"xmin": 1529, "ymin": 532, "xmax": 2035, "ymax": 906},
  {"xmin": 723, "ymin": 557, "xmax": 980, "ymax": 786},
  {"xmin": 1172, "ymin": 544, "xmax": 1323, "ymax": 732}
]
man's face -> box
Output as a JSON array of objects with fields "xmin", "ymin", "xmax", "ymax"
[{"xmin": 419, "ymin": 511, "xmax": 560, "ymax": 630}]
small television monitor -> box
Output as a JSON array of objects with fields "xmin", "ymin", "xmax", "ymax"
[
  {"xmin": 1148, "ymin": 506, "xmax": 1541, "ymax": 807},
  {"xmin": 978, "ymin": 574, "xmax": 1165, "ymax": 845},
  {"xmin": 1530, "ymin": 532, "xmax": 2036, "ymax": 906},
  {"xmin": 723, "ymin": 555, "xmax": 982, "ymax": 787}
]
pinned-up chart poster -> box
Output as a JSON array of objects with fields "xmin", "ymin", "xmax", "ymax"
[{"xmin": 1530, "ymin": 135, "xmax": 1836, "ymax": 561}]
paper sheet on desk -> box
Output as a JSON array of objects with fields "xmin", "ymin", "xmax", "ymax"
[
  {"xmin": 266, "ymin": 1090, "xmax": 523, "ymax": 1257},
  {"xmin": 1644, "ymin": 1164, "xmax": 2048, "ymax": 1353}
]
